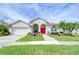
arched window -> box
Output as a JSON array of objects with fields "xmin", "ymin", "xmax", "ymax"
[{"xmin": 33, "ymin": 24, "xmax": 38, "ymax": 33}]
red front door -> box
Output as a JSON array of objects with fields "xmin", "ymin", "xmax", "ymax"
[{"xmin": 40, "ymin": 25, "xmax": 46, "ymax": 34}]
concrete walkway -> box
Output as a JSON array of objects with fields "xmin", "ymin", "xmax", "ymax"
[{"xmin": 42, "ymin": 34, "xmax": 60, "ymax": 44}]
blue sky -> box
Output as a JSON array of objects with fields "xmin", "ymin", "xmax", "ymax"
[{"xmin": 0, "ymin": 3, "xmax": 79, "ymax": 23}]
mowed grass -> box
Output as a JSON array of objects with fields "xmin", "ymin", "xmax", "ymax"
[
  {"xmin": 0, "ymin": 45, "xmax": 79, "ymax": 55},
  {"xmin": 49, "ymin": 34, "xmax": 79, "ymax": 41},
  {"xmin": 17, "ymin": 34, "xmax": 44, "ymax": 42}
]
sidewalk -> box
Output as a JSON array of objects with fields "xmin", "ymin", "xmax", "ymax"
[
  {"xmin": 42, "ymin": 34, "xmax": 60, "ymax": 44},
  {"xmin": 6, "ymin": 41, "xmax": 79, "ymax": 47},
  {"xmin": 1, "ymin": 41, "xmax": 79, "ymax": 48}
]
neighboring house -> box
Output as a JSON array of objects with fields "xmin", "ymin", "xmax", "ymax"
[
  {"xmin": 0, "ymin": 20, "xmax": 10, "ymax": 27},
  {"xmin": 9, "ymin": 17, "xmax": 57, "ymax": 35}
]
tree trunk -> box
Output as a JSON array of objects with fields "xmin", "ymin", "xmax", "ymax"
[{"xmin": 68, "ymin": 30, "xmax": 72, "ymax": 36}]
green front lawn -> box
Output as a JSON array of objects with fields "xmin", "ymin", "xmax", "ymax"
[
  {"xmin": 17, "ymin": 34, "xmax": 44, "ymax": 42},
  {"xmin": 0, "ymin": 45, "xmax": 79, "ymax": 55},
  {"xmin": 49, "ymin": 34, "xmax": 79, "ymax": 41}
]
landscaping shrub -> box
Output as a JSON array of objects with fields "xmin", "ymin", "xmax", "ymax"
[
  {"xmin": 27, "ymin": 32, "xmax": 32, "ymax": 35},
  {"xmin": 0, "ymin": 24, "xmax": 10, "ymax": 36}
]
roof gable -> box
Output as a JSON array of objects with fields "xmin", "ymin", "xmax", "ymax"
[
  {"xmin": 30, "ymin": 17, "xmax": 49, "ymax": 24},
  {"xmin": 11, "ymin": 20, "xmax": 28, "ymax": 25},
  {"xmin": 10, "ymin": 20, "xmax": 30, "ymax": 27}
]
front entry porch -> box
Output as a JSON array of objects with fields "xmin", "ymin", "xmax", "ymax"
[{"xmin": 33, "ymin": 24, "xmax": 46, "ymax": 34}]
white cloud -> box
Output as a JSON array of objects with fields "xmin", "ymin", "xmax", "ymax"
[
  {"xmin": 0, "ymin": 6, "xmax": 32, "ymax": 23},
  {"xmin": 0, "ymin": 3, "xmax": 79, "ymax": 23}
]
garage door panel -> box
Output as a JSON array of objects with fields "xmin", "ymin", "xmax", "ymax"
[{"xmin": 12, "ymin": 28, "xmax": 28, "ymax": 35}]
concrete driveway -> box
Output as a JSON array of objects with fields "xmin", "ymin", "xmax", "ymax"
[{"xmin": 0, "ymin": 35, "xmax": 25, "ymax": 47}]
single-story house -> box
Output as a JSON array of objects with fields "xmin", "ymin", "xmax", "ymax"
[{"xmin": 9, "ymin": 17, "xmax": 57, "ymax": 35}]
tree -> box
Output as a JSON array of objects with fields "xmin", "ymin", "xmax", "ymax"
[
  {"xmin": 58, "ymin": 21, "xmax": 79, "ymax": 35},
  {"xmin": 66, "ymin": 22, "xmax": 79, "ymax": 35},
  {"xmin": 0, "ymin": 24, "xmax": 10, "ymax": 36},
  {"xmin": 74, "ymin": 22, "xmax": 79, "ymax": 32},
  {"xmin": 58, "ymin": 21, "xmax": 66, "ymax": 33}
]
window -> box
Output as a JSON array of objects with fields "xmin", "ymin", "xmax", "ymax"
[{"xmin": 51, "ymin": 26, "xmax": 57, "ymax": 32}]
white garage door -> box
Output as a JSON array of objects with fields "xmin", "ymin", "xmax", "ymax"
[{"xmin": 12, "ymin": 28, "xmax": 28, "ymax": 35}]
